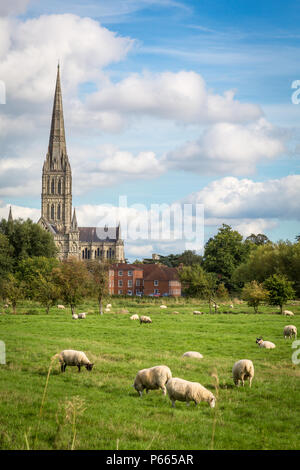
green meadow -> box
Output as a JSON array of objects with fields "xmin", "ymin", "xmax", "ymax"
[{"xmin": 0, "ymin": 298, "xmax": 299, "ymax": 450}]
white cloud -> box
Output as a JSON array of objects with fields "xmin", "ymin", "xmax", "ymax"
[
  {"xmin": 0, "ymin": 203, "xmax": 39, "ymax": 221},
  {"xmin": 0, "ymin": 0, "xmax": 30, "ymax": 17},
  {"xmin": 87, "ymin": 70, "xmax": 262, "ymax": 125},
  {"xmin": 165, "ymin": 118, "xmax": 285, "ymax": 175},
  {"xmin": 184, "ymin": 175, "xmax": 300, "ymax": 220}
]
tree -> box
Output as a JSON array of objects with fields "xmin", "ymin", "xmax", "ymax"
[
  {"xmin": 264, "ymin": 274, "xmax": 295, "ymax": 314},
  {"xmin": 241, "ymin": 281, "xmax": 269, "ymax": 314},
  {"xmin": 52, "ymin": 258, "xmax": 91, "ymax": 315},
  {"xmin": 87, "ymin": 260, "xmax": 110, "ymax": 315},
  {"xmin": 216, "ymin": 283, "xmax": 229, "ymax": 301},
  {"xmin": 245, "ymin": 233, "xmax": 270, "ymax": 246},
  {"xmin": 0, "ymin": 218, "xmax": 57, "ymax": 263},
  {"xmin": 179, "ymin": 265, "xmax": 217, "ymax": 308},
  {"xmin": 0, "ymin": 274, "xmax": 24, "ymax": 314},
  {"xmin": 203, "ymin": 224, "xmax": 251, "ymax": 291},
  {"xmin": 17, "ymin": 257, "xmax": 60, "ymax": 313},
  {"xmin": 0, "ymin": 233, "xmax": 14, "ymax": 278}
]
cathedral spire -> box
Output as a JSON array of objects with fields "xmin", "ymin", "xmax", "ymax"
[
  {"xmin": 71, "ymin": 208, "xmax": 78, "ymax": 230},
  {"xmin": 8, "ymin": 206, "xmax": 13, "ymax": 222},
  {"xmin": 48, "ymin": 63, "xmax": 68, "ymax": 169}
]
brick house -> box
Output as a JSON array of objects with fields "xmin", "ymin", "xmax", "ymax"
[{"xmin": 109, "ymin": 263, "xmax": 181, "ymax": 297}]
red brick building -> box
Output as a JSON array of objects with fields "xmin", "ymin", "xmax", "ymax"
[{"xmin": 109, "ymin": 263, "xmax": 181, "ymax": 297}]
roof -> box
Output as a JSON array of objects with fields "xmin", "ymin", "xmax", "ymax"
[
  {"xmin": 142, "ymin": 264, "xmax": 180, "ymax": 281},
  {"xmin": 79, "ymin": 226, "xmax": 119, "ymax": 243},
  {"xmin": 113, "ymin": 263, "xmax": 143, "ymax": 271}
]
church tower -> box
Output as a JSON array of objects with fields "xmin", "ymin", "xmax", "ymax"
[{"xmin": 41, "ymin": 64, "xmax": 72, "ymax": 234}]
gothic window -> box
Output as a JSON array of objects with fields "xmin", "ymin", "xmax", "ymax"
[
  {"xmin": 47, "ymin": 204, "xmax": 49, "ymax": 218},
  {"xmin": 47, "ymin": 177, "xmax": 50, "ymax": 194},
  {"xmin": 97, "ymin": 248, "xmax": 100, "ymax": 257},
  {"xmin": 51, "ymin": 204, "xmax": 54, "ymax": 219},
  {"xmin": 51, "ymin": 178, "xmax": 55, "ymax": 194},
  {"xmin": 82, "ymin": 250, "xmax": 84, "ymax": 259},
  {"xmin": 58, "ymin": 179, "xmax": 61, "ymax": 195},
  {"xmin": 57, "ymin": 204, "xmax": 61, "ymax": 220},
  {"xmin": 95, "ymin": 250, "xmax": 97, "ymax": 258},
  {"xmin": 85, "ymin": 248, "xmax": 88, "ymax": 259}
]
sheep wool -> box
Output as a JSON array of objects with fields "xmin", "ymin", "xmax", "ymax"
[
  {"xmin": 57, "ymin": 305, "xmax": 65, "ymax": 309},
  {"xmin": 166, "ymin": 378, "xmax": 216, "ymax": 408},
  {"xmin": 53, "ymin": 349, "xmax": 94, "ymax": 372},
  {"xmin": 72, "ymin": 313, "xmax": 78, "ymax": 320},
  {"xmin": 130, "ymin": 314, "xmax": 139, "ymax": 320},
  {"xmin": 160, "ymin": 305, "xmax": 167, "ymax": 309},
  {"xmin": 133, "ymin": 365, "xmax": 172, "ymax": 397},
  {"xmin": 283, "ymin": 325, "xmax": 297, "ymax": 339},
  {"xmin": 78, "ymin": 312, "xmax": 87, "ymax": 319},
  {"xmin": 283, "ymin": 310, "xmax": 294, "ymax": 317},
  {"xmin": 140, "ymin": 315, "xmax": 152, "ymax": 324},
  {"xmin": 256, "ymin": 338, "xmax": 276, "ymax": 349},
  {"xmin": 182, "ymin": 351, "xmax": 203, "ymax": 359},
  {"xmin": 232, "ymin": 359, "xmax": 254, "ymax": 387}
]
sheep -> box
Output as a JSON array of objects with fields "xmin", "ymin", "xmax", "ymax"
[
  {"xmin": 130, "ymin": 314, "xmax": 139, "ymax": 320},
  {"xmin": 133, "ymin": 365, "xmax": 172, "ymax": 397},
  {"xmin": 166, "ymin": 378, "xmax": 216, "ymax": 408},
  {"xmin": 232, "ymin": 359, "xmax": 254, "ymax": 387},
  {"xmin": 182, "ymin": 351, "xmax": 203, "ymax": 359},
  {"xmin": 57, "ymin": 305, "xmax": 65, "ymax": 309},
  {"xmin": 256, "ymin": 338, "xmax": 276, "ymax": 349},
  {"xmin": 283, "ymin": 310, "xmax": 294, "ymax": 317},
  {"xmin": 78, "ymin": 312, "xmax": 87, "ymax": 319},
  {"xmin": 160, "ymin": 305, "xmax": 167, "ymax": 309},
  {"xmin": 72, "ymin": 313, "xmax": 78, "ymax": 320},
  {"xmin": 4, "ymin": 304, "xmax": 9, "ymax": 309},
  {"xmin": 140, "ymin": 315, "xmax": 152, "ymax": 324},
  {"xmin": 193, "ymin": 310, "xmax": 204, "ymax": 315},
  {"xmin": 106, "ymin": 304, "xmax": 112, "ymax": 308},
  {"xmin": 229, "ymin": 304, "xmax": 234, "ymax": 309},
  {"xmin": 283, "ymin": 325, "xmax": 297, "ymax": 339},
  {"xmin": 53, "ymin": 349, "xmax": 94, "ymax": 373}
]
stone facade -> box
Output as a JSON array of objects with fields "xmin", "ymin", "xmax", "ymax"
[{"xmin": 38, "ymin": 66, "xmax": 125, "ymax": 262}]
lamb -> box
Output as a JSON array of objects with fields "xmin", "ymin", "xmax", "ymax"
[
  {"xmin": 166, "ymin": 378, "xmax": 216, "ymax": 408},
  {"xmin": 53, "ymin": 349, "xmax": 94, "ymax": 372},
  {"xmin": 256, "ymin": 338, "xmax": 276, "ymax": 349},
  {"xmin": 72, "ymin": 313, "xmax": 78, "ymax": 320},
  {"xmin": 232, "ymin": 359, "xmax": 254, "ymax": 387},
  {"xmin": 140, "ymin": 315, "xmax": 152, "ymax": 324},
  {"xmin": 283, "ymin": 325, "xmax": 297, "ymax": 339},
  {"xmin": 130, "ymin": 314, "xmax": 139, "ymax": 320},
  {"xmin": 160, "ymin": 305, "xmax": 167, "ymax": 309},
  {"xmin": 182, "ymin": 351, "xmax": 203, "ymax": 359},
  {"xmin": 133, "ymin": 365, "xmax": 172, "ymax": 397},
  {"xmin": 57, "ymin": 305, "xmax": 65, "ymax": 309},
  {"xmin": 193, "ymin": 310, "xmax": 204, "ymax": 315},
  {"xmin": 78, "ymin": 312, "xmax": 87, "ymax": 319},
  {"xmin": 283, "ymin": 310, "xmax": 294, "ymax": 317}
]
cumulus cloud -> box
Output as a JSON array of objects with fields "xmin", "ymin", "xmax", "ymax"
[
  {"xmin": 184, "ymin": 175, "xmax": 300, "ymax": 220},
  {"xmin": 165, "ymin": 118, "xmax": 285, "ymax": 175},
  {"xmin": 0, "ymin": 203, "xmax": 39, "ymax": 221},
  {"xmin": 87, "ymin": 70, "xmax": 262, "ymax": 125}
]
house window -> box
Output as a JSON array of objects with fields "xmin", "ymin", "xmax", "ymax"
[
  {"xmin": 118, "ymin": 270, "xmax": 123, "ymax": 276},
  {"xmin": 118, "ymin": 289, "xmax": 123, "ymax": 295},
  {"xmin": 118, "ymin": 280, "xmax": 123, "ymax": 287},
  {"xmin": 136, "ymin": 280, "xmax": 140, "ymax": 286},
  {"xmin": 154, "ymin": 280, "xmax": 159, "ymax": 286},
  {"xmin": 128, "ymin": 280, "xmax": 133, "ymax": 287},
  {"xmin": 128, "ymin": 270, "xmax": 133, "ymax": 276},
  {"xmin": 154, "ymin": 289, "xmax": 159, "ymax": 294},
  {"xmin": 127, "ymin": 290, "xmax": 132, "ymax": 296}
]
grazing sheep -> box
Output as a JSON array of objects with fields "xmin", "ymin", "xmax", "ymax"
[
  {"xmin": 182, "ymin": 351, "xmax": 203, "ymax": 359},
  {"xmin": 133, "ymin": 365, "xmax": 172, "ymax": 397},
  {"xmin": 104, "ymin": 308, "xmax": 111, "ymax": 312},
  {"xmin": 229, "ymin": 304, "xmax": 234, "ymax": 309},
  {"xmin": 256, "ymin": 338, "xmax": 276, "ymax": 349},
  {"xmin": 283, "ymin": 310, "xmax": 294, "ymax": 317},
  {"xmin": 72, "ymin": 313, "xmax": 78, "ymax": 320},
  {"xmin": 283, "ymin": 325, "xmax": 297, "ymax": 339},
  {"xmin": 78, "ymin": 312, "xmax": 87, "ymax": 319},
  {"xmin": 53, "ymin": 349, "xmax": 94, "ymax": 373},
  {"xmin": 57, "ymin": 305, "xmax": 65, "ymax": 310},
  {"xmin": 232, "ymin": 359, "xmax": 254, "ymax": 387},
  {"xmin": 193, "ymin": 310, "xmax": 204, "ymax": 315},
  {"xmin": 106, "ymin": 304, "xmax": 112, "ymax": 308},
  {"xmin": 160, "ymin": 305, "xmax": 167, "ymax": 309},
  {"xmin": 130, "ymin": 314, "xmax": 139, "ymax": 320},
  {"xmin": 166, "ymin": 378, "xmax": 216, "ymax": 408},
  {"xmin": 4, "ymin": 304, "xmax": 9, "ymax": 309},
  {"xmin": 140, "ymin": 315, "xmax": 152, "ymax": 324}
]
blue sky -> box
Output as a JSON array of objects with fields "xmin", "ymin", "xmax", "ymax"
[{"xmin": 0, "ymin": 0, "xmax": 299, "ymax": 259}]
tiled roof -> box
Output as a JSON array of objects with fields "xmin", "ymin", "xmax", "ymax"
[
  {"xmin": 142, "ymin": 264, "xmax": 179, "ymax": 281},
  {"xmin": 79, "ymin": 226, "xmax": 119, "ymax": 242}
]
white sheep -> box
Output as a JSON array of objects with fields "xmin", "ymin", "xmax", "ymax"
[
  {"xmin": 106, "ymin": 304, "xmax": 112, "ymax": 308},
  {"xmin": 256, "ymin": 338, "xmax": 276, "ymax": 349},
  {"xmin": 193, "ymin": 310, "xmax": 203, "ymax": 315},
  {"xmin": 229, "ymin": 304, "xmax": 234, "ymax": 309},
  {"xmin": 130, "ymin": 314, "xmax": 139, "ymax": 320},
  {"xmin": 104, "ymin": 308, "xmax": 111, "ymax": 312},
  {"xmin": 57, "ymin": 305, "xmax": 65, "ymax": 309},
  {"xmin": 133, "ymin": 365, "xmax": 172, "ymax": 397},
  {"xmin": 166, "ymin": 378, "xmax": 216, "ymax": 408},
  {"xmin": 78, "ymin": 312, "xmax": 87, "ymax": 319},
  {"xmin": 283, "ymin": 310, "xmax": 294, "ymax": 317},
  {"xmin": 72, "ymin": 313, "xmax": 78, "ymax": 320},
  {"xmin": 53, "ymin": 349, "xmax": 94, "ymax": 373},
  {"xmin": 140, "ymin": 315, "xmax": 152, "ymax": 324},
  {"xmin": 182, "ymin": 351, "xmax": 203, "ymax": 359},
  {"xmin": 160, "ymin": 305, "xmax": 167, "ymax": 309},
  {"xmin": 232, "ymin": 359, "xmax": 254, "ymax": 387},
  {"xmin": 283, "ymin": 325, "xmax": 297, "ymax": 339}
]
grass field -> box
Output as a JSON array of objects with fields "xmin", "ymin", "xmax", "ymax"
[{"xmin": 0, "ymin": 298, "xmax": 299, "ymax": 450}]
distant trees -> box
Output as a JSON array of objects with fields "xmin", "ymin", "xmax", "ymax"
[
  {"xmin": 87, "ymin": 260, "xmax": 110, "ymax": 315},
  {"xmin": 0, "ymin": 274, "xmax": 25, "ymax": 314},
  {"xmin": 241, "ymin": 281, "xmax": 269, "ymax": 314},
  {"xmin": 264, "ymin": 274, "xmax": 295, "ymax": 314},
  {"xmin": 245, "ymin": 233, "xmax": 271, "ymax": 246}
]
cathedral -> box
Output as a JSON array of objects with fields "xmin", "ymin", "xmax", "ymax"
[{"xmin": 37, "ymin": 65, "xmax": 125, "ymax": 262}]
